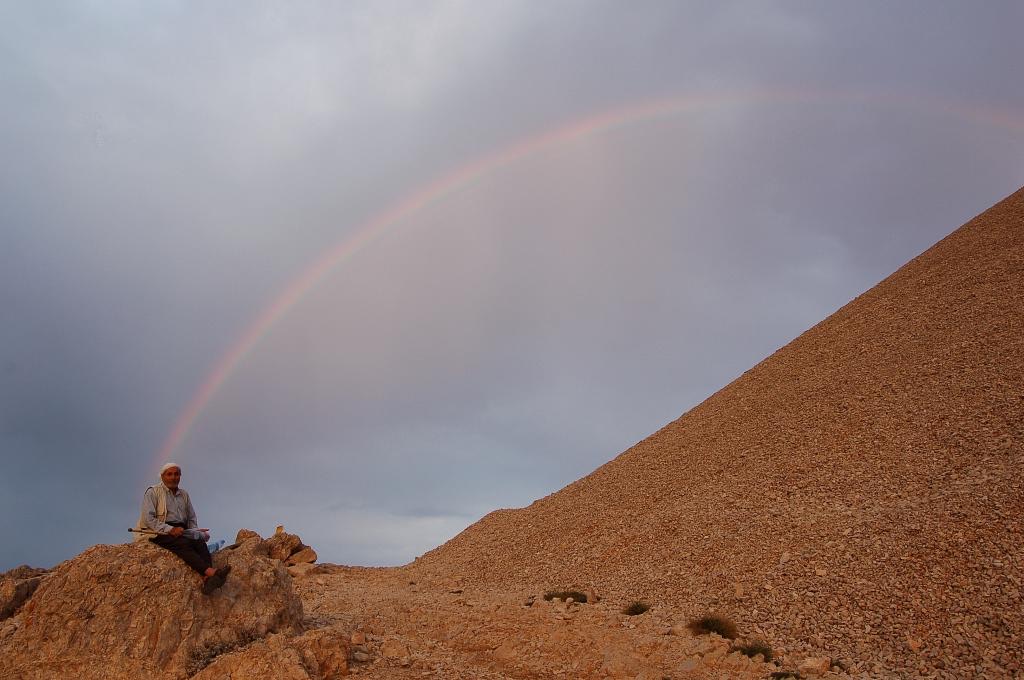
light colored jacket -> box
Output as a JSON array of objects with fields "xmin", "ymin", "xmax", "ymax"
[{"xmin": 133, "ymin": 485, "xmax": 195, "ymax": 542}]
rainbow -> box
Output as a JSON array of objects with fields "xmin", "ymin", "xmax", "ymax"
[{"xmin": 152, "ymin": 88, "xmax": 1024, "ymax": 474}]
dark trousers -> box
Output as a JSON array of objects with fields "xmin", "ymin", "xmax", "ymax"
[{"xmin": 151, "ymin": 522, "xmax": 212, "ymax": 576}]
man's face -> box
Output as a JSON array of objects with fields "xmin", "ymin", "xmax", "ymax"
[{"xmin": 161, "ymin": 466, "xmax": 181, "ymax": 490}]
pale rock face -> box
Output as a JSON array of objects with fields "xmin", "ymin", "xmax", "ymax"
[{"xmin": 0, "ymin": 539, "xmax": 303, "ymax": 680}]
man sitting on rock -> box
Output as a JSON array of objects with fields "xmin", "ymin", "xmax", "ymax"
[{"xmin": 135, "ymin": 463, "xmax": 230, "ymax": 595}]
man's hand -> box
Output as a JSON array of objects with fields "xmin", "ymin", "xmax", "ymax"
[{"xmin": 169, "ymin": 526, "xmax": 185, "ymax": 538}]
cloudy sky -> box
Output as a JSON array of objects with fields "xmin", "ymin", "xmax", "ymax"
[{"xmin": 2, "ymin": 1, "xmax": 1022, "ymax": 571}]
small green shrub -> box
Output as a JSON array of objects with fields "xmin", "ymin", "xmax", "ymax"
[
  {"xmin": 543, "ymin": 590, "xmax": 588, "ymax": 603},
  {"xmin": 686, "ymin": 614, "xmax": 738, "ymax": 639},
  {"xmin": 732, "ymin": 638, "xmax": 773, "ymax": 661},
  {"xmin": 622, "ymin": 601, "xmax": 650, "ymax": 616}
]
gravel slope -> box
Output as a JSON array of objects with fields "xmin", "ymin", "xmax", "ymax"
[{"xmin": 407, "ymin": 186, "xmax": 1024, "ymax": 678}]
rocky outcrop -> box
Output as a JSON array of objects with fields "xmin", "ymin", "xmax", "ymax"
[
  {"xmin": 266, "ymin": 526, "xmax": 305, "ymax": 561},
  {"xmin": 0, "ymin": 530, "xmax": 313, "ymax": 680},
  {"xmin": 0, "ymin": 565, "xmax": 49, "ymax": 580},
  {"xmin": 192, "ymin": 628, "xmax": 349, "ymax": 679},
  {"xmin": 0, "ymin": 565, "xmax": 48, "ymax": 621}
]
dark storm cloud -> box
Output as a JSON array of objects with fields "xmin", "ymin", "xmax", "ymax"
[{"xmin": 2, "ymin": 1, "xmax": 1022, "ymax": 569}]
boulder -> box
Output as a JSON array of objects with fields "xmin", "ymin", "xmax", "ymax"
[
  {"xmin": 287, "ymin": 546, "xmax": 318, "ymax": 565},
  {"xmin": 0, "ymin": 540, "xmax": 303, "ymax": 680},
  {"xmin": 292, "ymin": 628, "xmax": 350, "ymax": 679}
]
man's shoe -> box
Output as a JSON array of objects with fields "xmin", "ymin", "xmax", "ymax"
[{"xmin": 202, "ymin": 570, "xmax": 226, "ymax": 595}]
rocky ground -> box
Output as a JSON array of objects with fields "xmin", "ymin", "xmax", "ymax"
[
  {"xmin": 294, "ymin": 564, "xmax": 833, "ymax": 679},
  {"xmin": 3, "ymin": 531, "xmax": 1017, "ymax": 679},
  {"xmin": 1, "ymin": 534, "xmax": 834, "ymax": 680}
]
